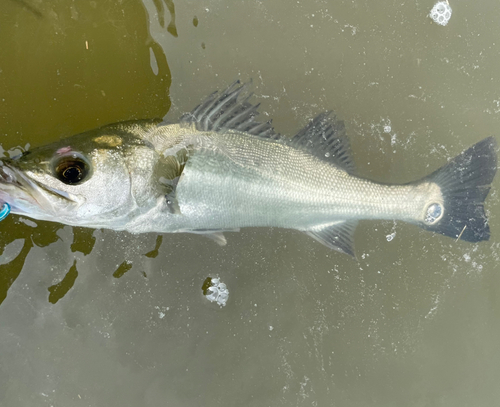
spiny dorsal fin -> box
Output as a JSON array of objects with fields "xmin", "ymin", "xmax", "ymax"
[
  {"xmin": 290, "ymin": 111, "xmax": 355, "ymax": 174},
  {"xmin": 306, "ymin": 220, "xmax": 358, "ymax": 257},
  {"xmin": 179, "ymin": 80, "xmax": 280, "ymax": 139}
]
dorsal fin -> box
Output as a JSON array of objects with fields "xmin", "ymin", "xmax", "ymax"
[
  {"xmin": 290, "ymin": 111, "xmax": 355, "ymax": 174},
  {"xmin": 179, "ymin": 81, "xmax": 280, "ymax": 139}
]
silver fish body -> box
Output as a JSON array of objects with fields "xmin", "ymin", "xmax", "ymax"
[
  {"xmin": 0, "ymin": 82, "xmax": 497, "ymax": 255},
  {"xmin": 130, "ymin": 127, "xmax": 439, "ymax": 232}
]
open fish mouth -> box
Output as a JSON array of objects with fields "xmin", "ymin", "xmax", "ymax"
[{"xmin": 0, "ymin": 161, "xmax": 76, "ymax": 218}]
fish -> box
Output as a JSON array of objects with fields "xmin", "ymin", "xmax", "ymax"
[{"xmin": 0, "ymin": 81, "xmax": 497, "ymax": 256}]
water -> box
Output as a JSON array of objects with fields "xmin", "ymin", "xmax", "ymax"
[{"xmin": 1, "ymin": 1, "xmax": 500, "ymax": 406}]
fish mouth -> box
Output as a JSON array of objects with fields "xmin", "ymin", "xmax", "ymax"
[{"xmin": 0, "ymin": 161, "xmax": 77, "ymax": 218}]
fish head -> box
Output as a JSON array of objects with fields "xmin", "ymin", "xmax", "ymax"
[{"xmin": 0, "ymin": 126, "xmax": 163, "ymax": 229}]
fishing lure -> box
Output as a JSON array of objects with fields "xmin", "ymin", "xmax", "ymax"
[{"xmin": 0, "ymin": 202, "xmax": 10, "ymax": 221}]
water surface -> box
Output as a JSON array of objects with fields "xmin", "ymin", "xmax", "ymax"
[{"xmin": 1, "ymin": 1, "xmax": 499, "ymax": 406}]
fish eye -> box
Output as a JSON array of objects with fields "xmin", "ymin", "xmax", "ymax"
[{"xmin": 53, "ymin": 153, "xmax": 92, "ymax": 185}]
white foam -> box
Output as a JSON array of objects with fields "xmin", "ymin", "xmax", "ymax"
[
  {"xmin": 430, "ymin": 1, "xmax": 452, "ymax": 26},
  {"xmin": 204, "ymin": 277, "xmax": 229, "ymax": 307}
]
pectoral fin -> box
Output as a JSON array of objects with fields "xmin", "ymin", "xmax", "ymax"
[
  {"xmin": 159, "ymin": 176, "xmax": 181, "ymax": 214},
  {"xmin": 202, "ymin": 232, "xmax": 228, "ymax": 246},
  {"xmin": 306, "ymin": 220, "xmax": 358, "ymax": 257},
  {"xmin": 158, "ymin": 148, "xmax": 190, "ymax": 215}
]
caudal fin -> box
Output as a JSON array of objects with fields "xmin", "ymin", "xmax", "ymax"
[{"xmin": 422, "ymin": 137, "xmax": 497, "ymax": 242}]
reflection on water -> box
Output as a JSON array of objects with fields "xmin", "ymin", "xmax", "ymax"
[
  {"xmin": 0, "ymin": 0, "xmax": 500, "ymax": 406},
  {"xmin": 152, "ymin": 0, "xmax": 178, "ymax": 37},
  {"xmin": 0, "ymin": 218, "xmax": 60, "ymax": 304},
  {"xmin": 113, "ymin": 260, "xmax": 133, "ymax": 279},
  {"xmin": 70, "ymin": 227, "xmax": 97, "ymax": 255},
  {"xmin": 145, "ymin": 235, "xmax": 163, "ymax": 258},
  {"xmin": 48, "ymin": 259, "xmax": 78, "ymax": 304}
]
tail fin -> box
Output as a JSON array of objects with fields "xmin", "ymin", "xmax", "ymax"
[{"xmin": 422, "ymin": 137, "xmax": 497, "ymax": 242}]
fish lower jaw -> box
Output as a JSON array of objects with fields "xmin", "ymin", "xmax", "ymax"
[{"xmin": 0, "ymin": 196, "xmax": 42, "ymax": 218}]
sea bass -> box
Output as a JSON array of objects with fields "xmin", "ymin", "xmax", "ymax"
[{"xmin": 0, "ymin": 82, "xmax": 497, "ymax": 256}]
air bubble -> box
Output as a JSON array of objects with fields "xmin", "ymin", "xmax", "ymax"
[
  {"xmin": 202, "ymin": 276, "xmax": 229, "ymax": 307},
  {"xmin": 386, "ymin": 232, "xmax": 396, "ymax": 242},
  {"xmin": 430, "ymin": 1, "xmax": 452, "ymax": 26}
]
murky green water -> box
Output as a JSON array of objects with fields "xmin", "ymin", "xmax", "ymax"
[{"xmin": 1, "ymin": 1, "xmax": 499, "ymax": 406}]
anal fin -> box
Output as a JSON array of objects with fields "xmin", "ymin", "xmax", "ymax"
[{"xmin": 305, "ymin": 220, "xmax": 358, "ymax": 257}]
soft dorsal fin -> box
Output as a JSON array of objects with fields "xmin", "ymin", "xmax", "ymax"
[
  {"xmin": 290, "ymin": 112, "xmax": 356, "ymax": 174},
  {"xmin": 305, "ymin": 220, "xmax": 358, "ymax": 257},
  {"xmin": 179, "ymin": 80, "xmax": 280, "ymax": 139}
]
